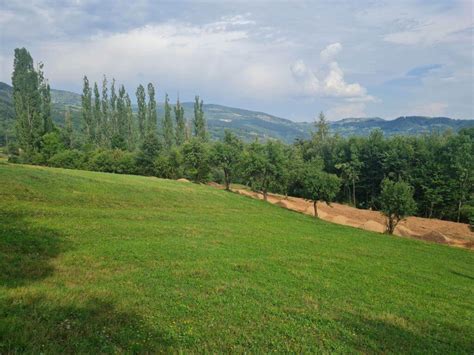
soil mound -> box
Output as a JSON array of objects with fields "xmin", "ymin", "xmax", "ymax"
[
  {"xmin": 361, "ymin": 220, "xmax": 385, "ymax": 233},
  {"xmin": 419, "ymin": 231, "xmax": 448, "ymax": 244}
]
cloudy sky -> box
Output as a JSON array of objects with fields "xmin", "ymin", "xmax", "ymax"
[{"xmin": 0, "ymin": 0, "xmax": 472, "ymax": 121}]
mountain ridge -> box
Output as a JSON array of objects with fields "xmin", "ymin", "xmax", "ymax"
[{"xmin": 0, "ymin": 81, "xmax": 472, "ymax": 144}]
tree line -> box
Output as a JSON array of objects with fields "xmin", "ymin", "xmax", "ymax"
[{"xmin": 7, "ymin": 48, "xmax": 474, "ymax": 230}]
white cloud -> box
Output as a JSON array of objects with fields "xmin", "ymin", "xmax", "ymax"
[
  {"xmin": 291, "ymin": 44, "xmax": 374, "ymax": 102},
  {"xmin": 320, "ymin": 42, "xmax": 342, "ymax": 63}
]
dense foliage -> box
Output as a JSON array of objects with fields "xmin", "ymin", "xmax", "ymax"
[{"xmin": 6, "ymin": 48, "xmax": 474, "ymax": 226}]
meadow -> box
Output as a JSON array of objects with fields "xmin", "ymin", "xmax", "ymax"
[{"xmin": 0, "ymin": 162, "xmax": 473, "ymax": 353}]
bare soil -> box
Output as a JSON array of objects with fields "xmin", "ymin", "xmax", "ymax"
[{"xmin": 216, "ymin": 184, "xmax": 473, "ymax": 250}]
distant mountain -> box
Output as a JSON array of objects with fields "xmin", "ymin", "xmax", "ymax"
[{"xmin": 0, "ymin": 81, "xmax": 472, "ymax": 145}]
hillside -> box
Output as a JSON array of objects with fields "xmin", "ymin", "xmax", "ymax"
[
  {"xmin": 1, "ymin": 162, "xmax": 473, "ymax": 352},
  {"xmin": 0, "ymin": 81, "xmax": 473, "ymax": 144}
]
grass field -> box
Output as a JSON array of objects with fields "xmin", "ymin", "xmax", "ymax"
[{"xmin": 0, "ymin": 162, "xmax": 473, "ymax": 353}]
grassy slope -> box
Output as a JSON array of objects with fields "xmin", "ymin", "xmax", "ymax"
[{"xmin": 0, "ymin": 162, "xmax": 473, "ymax": 353}]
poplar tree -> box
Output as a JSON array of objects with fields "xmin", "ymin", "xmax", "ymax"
[
  {"xmin": 147, "ymin": 83, "xmax": 157, "ymax": 133},
  {"xmin": 38, "ymin": 62, "xmax": 53, "ymax": 134},
  {"xmin": 136, "ymin": 84, "xmax": 146, "ymax": 142},
  {"xmin": 315, "ymin": 111, "xmax": 329, "ymax": 141},
  {"xmin": 110, "ymin": 78, "xmax": 118, "ymax": 135},
  {"xmin": 93, "ymin": 82, "xmax": 101, "ymax": 145},
  {"xmin": 193, "ymin": 95, "xmax": 207, "ymax": 140},
  {"xmin": 125, "ymin": 93, "xmax": 135, "ymax": 150},
  {"xmin": 163, "ymin": 93, "xmax": 174, "ymax": 149},
  {"xmin": 61, "ymin": 108, "xmax": 74, "ymax": 149},
  {"xmin": 81, "ymin": 75, "xmax": 93, "ymax": 143},
  {"xmin": 101, "ymin": 75, "xmax": 109, "ymax": 146},
  {"xmin": 174, "ymin": 97, "xmax": 186, "ymax": 146},
  {"xmin": 12, "ymin": 47, "xmax": 43, "ymax": 152}
]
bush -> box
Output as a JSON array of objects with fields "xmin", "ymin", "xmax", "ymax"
[
  {"xmin": 87, "ymin": 149, "xmax": 136, "ymax": 174},
  {"xmin": 48, "ymin": 150, "xmax": 86, "ymax": 169}
]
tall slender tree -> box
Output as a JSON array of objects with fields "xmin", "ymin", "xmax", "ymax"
[
  {"xmin": 93, "ymin": 82, "xmax": 101, "ymax": 145},
  {"xmin": 136, "ymin": 84, "xmax": 146, "ymax": 141},
  {"xmin": 163, "ymin": 93, "xmax": 174, "ymax": 149},
  {"xmin": 37, "ymin": 62, "xmax": 53, "ymax": 134},
  {"xmin": 147, "ymin": 83, "xmax": 157, "ymax": 133},
  {"xmin": 125, "ymin": 93, "xmax": 135, "ymax": 150},
  {"xmin": 81, "ymin": 75, "xmax": 93, "ymax": 143},
  {"xmin": 101, "ymin": 75, "xmax": 110, "ymax": 146},
  {"xmin": 110, "ymin": 79, "xmax": 118, "ymax": 135},
  {"xmin": 12, "ymin": 48, "xmax": 43, "ymax": 152},
  {"xmin": 314, "ymin": 111, "xmax": 329, "ymax": 141},
  {"xmin": 193, "ymin": 95, "xmax": 207, "ymax": 140},
  {"xmin": 174, "ymin": 96, "xmax": 186, "ymax": 146}
]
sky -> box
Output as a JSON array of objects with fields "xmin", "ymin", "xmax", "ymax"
[{"xmin": 0, "ymin": 0, "xmax": 473, "ymax": 121}]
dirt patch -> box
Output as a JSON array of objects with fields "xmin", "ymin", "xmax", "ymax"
[
  {"xmin": 221, "ymin": 185, "xmax": 474, "ymax": 250},
  {"xmin": 177, "ymin": 178, "xmax": 190, "ymax": 183}
]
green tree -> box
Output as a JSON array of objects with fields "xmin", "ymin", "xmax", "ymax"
[
  {"xmin": 147, "ymin": 83, "xmax": 157, "ymax": 134},
  {"xmin": 193, "ymin": 96, "xmax": 207, "ymax": 140},
  {"xmin": 38, "ymin": 62, "xmax": 53, "ymax": 134},
  {"xmin": 12, "ymin": 47, "xmax": 43, "ymax": 152},
  {"xmin": 81, "ymin": 75, "xmax": 93, "ymax": 143},
  {"xmin": 125, "ymin": 93, "xmax": 135, "ymax": 151},
  {"xmin": 136, "ymin": 132, "xmax": 162, "ymax": 176},
  {"xmin": 93, "ymin": 82, "xmax": 101, "ymax": 145},
  {"xmin": 136, "ymin": 84, "xmax": 146, "ymax": 142},
  {"xmin": 243, "ymin": 141, "xmax": 286, "ymax": 201},
  {"xmin": 314, "ymin": 111, "xmax": 329, "ymax": 141},
  {"xmin": 302, "ymin": 160, "xmax": 341, "ymax": 217},
  {"xmin": 110, "ymin": 79, "xmax": 118, "ymax": 135},
  {"xmin": 163, "ymin": 93, "xmax": 174, "ymax": 149},
  {"xmin": 182, "ymin": 138, "xmax": 210, "ymax": 183},
  {"xmin": 100, "ymin": 75, "xmax": 110, "ymax": 146},
  {"xmin": 211, "ymin": 131, "xmax": 243, "ymax": 190},
  {"xmin": 60, "ymin": 108, "xmax": 74, "ymax": 149},
  {"xmin": 380, "ymin": 178, "xmax": 416, "ymax": 234},
  {"xmin": 174, "ymin": 97, "xmax": 187, "ymax": 146}
]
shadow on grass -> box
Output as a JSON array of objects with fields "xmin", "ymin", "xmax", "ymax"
[
  {"xmin": 0, "ymin": 210, "xmax": 66, "ymax": 288},
  {"xmin": 0, "ymin": 295, "xmax": 176, "ymax": 353},
  {"xmin": 337, "ymin": 312, "xmax": 472, "ymax": 353}
]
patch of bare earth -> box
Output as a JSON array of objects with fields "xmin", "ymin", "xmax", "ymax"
[{"xmin": 214, "ymin": 184, "xmax": 473, "ymax": 250}]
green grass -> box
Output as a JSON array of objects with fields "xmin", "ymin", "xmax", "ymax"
[{"xmin": 0, "ymin": 163, "xmax": 473, "ymax": 353}]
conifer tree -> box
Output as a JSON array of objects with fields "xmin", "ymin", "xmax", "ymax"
[
  {"xmin": 163, "ymin": 93, "xmax": 174, "ymax": 149},
  {"xmin": 147, "ymin": 83, "xmax": 157, "ymax": 133},
  {"xmin": 315, "ymin": 111, "xmax": 329, "ymax": 141},
  {"xmin": 81, "ymin": 75, "xmax": 93, "ymax": 143},
  {"xmin": 136, "ymin": 84, "xmax": 146, "ymax": 142},
  {"xmin": 174, "ymin": 97, "xmax": 186, "ymax": 146},
  {"xmin": 93, "ymin": 82, "xmax": 101, "ymax": 145},
  {"xmin": 12, "ymin": 47, "xmax": 43, "ymax": 152},
  {"xmin": 193, "ymin": 95, "xmax": 207, "ymax": 140}
]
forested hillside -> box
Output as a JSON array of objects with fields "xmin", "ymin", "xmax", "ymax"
[{"xmin": 1, "ymin": 81, "xmax": 472, "ymax": 145}]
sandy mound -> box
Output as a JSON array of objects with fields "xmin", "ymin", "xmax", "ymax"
[
  {"xmin": 177, "ymin": 178, "xmax": 190, "ymax": 183},
  {"xmin": 395, "ymin": 225, "xmax": 416, "ymax": 237},
  {"xmin": 332, "ymin": 215, "xmax": 348, "ymax": 225},
  {"xmin": 419, "ymin": 231, "xmax": 449, "ymax": 244},
  {"xmin": 276, "ymin": 200, "xmax": 291, "ymax": 208},
  {"xmin": 361, "ymin": 220, "xmax": 385, "ymax": 233}
]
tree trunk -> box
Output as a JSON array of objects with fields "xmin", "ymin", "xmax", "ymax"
[
  {"xmin": 224, "ymin": 171, "xmax": 230, "ymax": 191},
  {"xmin": 457, "ymin": 200, "xmax": 462, "ymax": 222},
  {"xmin": 352, "ymin": 178, "xmax": 356, "ymax": 207},
  {"xmin": 313, "ymin": 201, "xmax": 318, "ymax": 218},
  {"xmin": 263, "ymin": 190, "xmax": 268, "ymax": 201}
]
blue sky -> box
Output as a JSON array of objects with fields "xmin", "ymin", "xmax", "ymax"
[{"xmin": 0, "ymin": 0, "xmax": 472, "ymax": 121}]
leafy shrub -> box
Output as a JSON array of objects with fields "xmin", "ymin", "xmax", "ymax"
[
  {"xmin": 48, "ymin": 150, "xmax": 86, "ymax": 169},
  {"xmin": 87, "ymin": 149, "xmax": 136, "ymax": 174}
]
